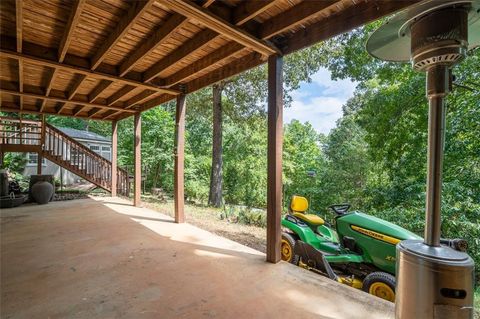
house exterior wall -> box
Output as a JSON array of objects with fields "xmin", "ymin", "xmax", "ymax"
[{"xmin": 24, "ymin": 138, "xmax": 112, "ymax": 186}]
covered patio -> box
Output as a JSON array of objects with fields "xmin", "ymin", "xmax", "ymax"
[{"xmin": 1, "ymin": 197, "xmax": 394, "ymax": 318}]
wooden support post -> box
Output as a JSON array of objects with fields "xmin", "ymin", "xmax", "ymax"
[
  {"xmin": 37, "ymin": 114, "xmax": 45, "ymax": 175},
  {"xmin": 111, "ymin": 120, "xmax": 118, "ymax": 197},
  {"xmin": 266, "ymin": 55, "xmax": 283, "ymax": 263},
  {"xmin": 174, "ymin": 94, "xmax": 186, "ymax": 223},
  {"xmin": 134, "ymin": 113, "xmax": 141, "ymax": 206}
]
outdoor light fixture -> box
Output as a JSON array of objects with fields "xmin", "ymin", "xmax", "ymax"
[{"xmin": 367, "ymin": 0, "xmax": 479, "ymax": 318}]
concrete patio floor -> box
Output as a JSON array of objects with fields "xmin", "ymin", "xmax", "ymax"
[{"xmin": 1, "ymin": 196, "xmax": 394, "ymax": 319}]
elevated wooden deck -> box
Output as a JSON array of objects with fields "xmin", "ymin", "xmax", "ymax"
[{"xmin": 1, "ymin": 197, "xmax": 394, "ymax": 318}]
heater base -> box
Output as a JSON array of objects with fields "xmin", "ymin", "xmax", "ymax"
[{"xmin": 395, "ymin": 240, "xmax": 474, "ymax": 319}]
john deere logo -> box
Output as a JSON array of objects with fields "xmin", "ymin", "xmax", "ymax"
[{"xmin": 350, "ymin": 225, "xmax": 401, "ymax": 245}]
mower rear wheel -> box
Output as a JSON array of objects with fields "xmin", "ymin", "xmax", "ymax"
[
  {"xmin": 362, "ymin": 272, "xmax": 396, "ymax": 302},
  {"xmin": 281, "ymin": 233, "xmax": 298, "ymax": 264}
]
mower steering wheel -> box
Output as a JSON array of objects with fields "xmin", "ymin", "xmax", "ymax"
[{"xmin": 328, "ymin": 204, "xmax": 351, "ymax": 216}]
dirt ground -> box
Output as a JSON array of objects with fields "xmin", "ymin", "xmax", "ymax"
[{"xmin": 140, "ymin": 196, "xmax": 267, "ymax": 253}]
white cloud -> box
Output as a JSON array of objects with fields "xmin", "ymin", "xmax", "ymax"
[
  {"xmin": 285, "ymin": 97, "xmax": 344, "ymax": 134},
  {"xmin": 285, "ymin": 68, "xmax": 356, "ymax": 135}
]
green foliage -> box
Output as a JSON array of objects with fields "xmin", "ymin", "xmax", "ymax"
[{"xmin": 220, "ymin": 205, "xmax": 266, "ymax": 228}]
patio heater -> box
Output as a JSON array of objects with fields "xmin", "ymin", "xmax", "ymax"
[{"xmin": 366, "ymin": 0, "xmax": 479, "ymax": 318}]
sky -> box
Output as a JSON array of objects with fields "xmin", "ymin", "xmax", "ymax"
[{"xmin": 284, "ymin": 67, "xmax": 357, "ymax": 135}]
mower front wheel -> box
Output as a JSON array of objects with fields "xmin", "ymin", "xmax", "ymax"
[
  {"xmin": 362, "ymin": 272, "xmax": 396, "ymax": 302},
  {"xmin": 281, "ymin": 233, "xmax": 299, "ymax": 265}
]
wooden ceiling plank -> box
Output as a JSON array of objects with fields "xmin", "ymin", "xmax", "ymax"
[
  {"xmin": 107, "ymin": 85, "xmax": 135, "ymax": 106},
  {"xmin": 161, "ymin": 0, "xmax": 279, "ymax": 56},
  {"xmin": 233, "ymin": 0, "xmax": 276, "ymax": 26},
  {"xmin": 0, "ymin": 103, "xmax": 108, "ymax": 120},
  {"xmin": 151, "ymin": 1, "xmax": 278, "ymax": 86},
  {"xmin": 0, "ymin": 49, "xmax": 180, "ymax": 96},
  {"xmin": 88, "ymin": 80, "xmax": 113, "ymax": 102},
  {"xmin": 58, "ymin": 0, "xmax": 87, "ymax": 63},
  {"xmin": 73, "ymin": 105, "xmax": 84, "ymax": 116},
  {"xmin": 56, "ymin": 102, "xmax": 68, "ymax": 114},
  {"xmin": 40, "ymin": 68, "xmax": 57, "ymax": 112},
  {"xmin": 124, "ymin": 90, "xmax": 157, "ymax": 109},
  {"xmin": 163, "ymin": 42, "xmax": 243, "ymax": 87},
  {"xmin": 91, "ymin": 0, "xmax": 154, "ymax": 70},
  {"xmin": 259, "ymin": 1, "xmax": 337, "ymax": 39},
  {"xmin": 88, "ymin": 108, "xmax": 104, "ymax": 118},
  {"xmin": 282, "ymin": 0, "xmax": 420, "ymax": 54},
  {"xmin": 119, "ymin": 14, "xmax": 187, "ymax": 77},
  {"xmin": 0, "ymin": 87, "xmax": 136, "ymax": 113},
  {"xmin": 143, "ymin": 29, "xmax": 218, "ymax": 82},
  {"xmin": 68, "ymin": 74, "xmax": 87, "ymax": 100},
  {"xmin": 15, "ymin": 0, "xmax": 22, "ymax": 53},
  {"xmin": 102, "ymin": 110, "xmax": 122, "ymax": 120}
]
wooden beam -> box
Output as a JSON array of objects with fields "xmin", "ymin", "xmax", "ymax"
[
  {"xmin": 259, "ymin": 1, "xmax": 337, "ymax": 39},
  {"xmin": 58, "ymin": 0, "xmax": 87, "ymax": 63},
  {"xmin": 111, "ymin": 120, "xmax": 118, "ymax": 197},
  {"xmin": 16, "ymin": 0, "xmax": 23, "ymax": 110},
  {"xmin": 91, "ymin": 0, "xmax": 154, "ymax": 70},
  {"xmin": 102, "ymin": 110, "xmax": 122, "ymax": 120},
  {"xmin": 266, "ymin": 54, "xmax": 283, "ymax": 263},
  {"xmin": 282, "ymin": 0, "xmax": 420, "ymax": 54},
  {"xmin": 143, "ymin": 29, "xmax": 218, "ymax": 82},
  {"xmin": 72, "ymin": 105, "xmax": 85, "ymax": 116},
  {"xmin": 162, "ymin": 42, "xmax": 243, "ymax": 87},
  {"xmin": 40, "ymin": 67, "xmax": 57, "ymax": 112},
  {"xmin": 0, "ymin": 49, "xmax": 180, "ymax": 96},
  {"xmin": 88, "ymin": 108, "xmax": 104, "ymax": 118},
  {"xmin": 88, "ymin": 80, "xmax": 113, "ymax": 102},
  {"xmin": 124, "ymin": 90, "xmax": 157, "ymax": 109},
  {"xmin": 107, "ymin": 85, "xmax": 135, "ymax": 106},
  {"xmin": 119, "ymin": 14, "xmax": 187, "ymax": 76},
  {"xmin": 133, "ymin": 112, "xmax": 141, "ymax": 207},
  {"xmin": 162, "ymin": 0, "xmax": 279, "ymax": 56},
  {"xmin": 143, "ymin": 1, "xmax": 267, "ymax": 84},
  {"xmin": 0, "ymin": 103, "xmax": 108, "ymax": 120},
  {"xmin": 68, "ymin": 74, "xmax": 87, "ymax": 100},
  {"xmin": 233, "ymin": 0, "xmax": 276, "ymax": 26},
  {"xmin": 15, "ymin": 0, "xmax": 22, "ymax": 53},
  {"xmin": 56, "ymin": 102, "xmax": 68, "ymax": 114},
  {"xmin": 0, "ymin": 87, "xmax": 136, "ymax": 113},
  {"xmin": 174, "ymin": 94, "xmax": 186, "ymax": 223}
]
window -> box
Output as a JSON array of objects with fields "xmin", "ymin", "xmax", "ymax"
[
  {"xmin": 27, "ymin": 153, "xmax": 47, "ymax": 166},
  {"xmin": 101, "ymin": 146, "xmax": 110, "ymax": 151},
  {"xmin": 89, "ymin": 145, "xmax": 100, "ymax": 152}
]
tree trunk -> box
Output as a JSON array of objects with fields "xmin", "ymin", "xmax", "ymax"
[{"xmin": 208, "ymin": 82, "xmax": 224, "ymax": 207}]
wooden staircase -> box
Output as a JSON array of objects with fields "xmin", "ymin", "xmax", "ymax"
[{"xmin": 0, "ymin": 117, "xmax": 129, "ymax": 196}]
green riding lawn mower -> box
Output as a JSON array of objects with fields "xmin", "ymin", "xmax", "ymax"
[{"xmin": 281, "ymin": 196, "xmax": 468, "ymax": 302}]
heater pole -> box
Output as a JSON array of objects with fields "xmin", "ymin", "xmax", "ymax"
[{"xmin": 424, "ymin": 65, "xmax": 449, "ymax": 247}]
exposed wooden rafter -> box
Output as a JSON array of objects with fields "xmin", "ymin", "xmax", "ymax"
[
  {"xmin": 161, "ymin": 0, "xmax": 279, "ymax": 56},
  {"xmin": 39, "ymin": 68, "xmax": 57, "ymax": 112},
  {"xmin": 90, "ymin": 0, "xmax": 154, "ymax": 70},
  {"xmin": 0, "ymin": 49, "xmax": 180, "ymax": 96},
  {"xmin": 58, "ymin": 0, "xmax": 87, "ymax": 63},
  {"xmin": 0, "ymin": 103, "xmax": 107, "ymax": 120},
  {"xmin": 15, "ymin": 0, "xmax": 23, "ymax": 109},
  {"xmin": 233, "ymin": 0, "xmax": 276, "ymax": 26},
  {"xmin": 107, "ymin": 85, "xmax": 135, "ymax": 106},
  {"xmin": 282, "ymin": 0, "xmax": 420, "ymax": 54},
  {"xmin": 144, "ymin": 0, "xmax": 268, "ymax": 84},
  {"xmin": 88, "ymin": 80, "xmax": 113, "ymax": 103},
  {"xmin": 119, "ymin": 14, "xmax": 187, "ymax": 76},
  {"xmin": 0, "ymin": 87, "xmax": 136, "ymax": 114}
]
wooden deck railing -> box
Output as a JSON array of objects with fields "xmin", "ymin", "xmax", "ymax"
[{"xmin": 0, "ymin": 117, "xmax": 129, "ymax": 196}]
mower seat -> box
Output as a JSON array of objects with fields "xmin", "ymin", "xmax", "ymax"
[{"xmin": 293, "ymin": 212, "xmax": 325, "ymax": 226}]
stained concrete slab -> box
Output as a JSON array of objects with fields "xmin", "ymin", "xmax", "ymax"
[{"xmin": 1, "ymin": 197, "xmax": 394, "ymax": 319}]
